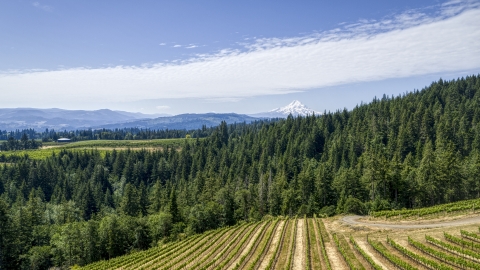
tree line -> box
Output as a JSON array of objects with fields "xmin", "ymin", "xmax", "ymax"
[
  {"xmin": 0, "ymin": 134, "xmax": 42, "ymax": 151},
  {"xmin": 0, "ymin": 75, "xmax": 480, "ymax": 269},
  {"xmin": 1, "ymin": 121, "xmax": 276, "ymax": 142}
]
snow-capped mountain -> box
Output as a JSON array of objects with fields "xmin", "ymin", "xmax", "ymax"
[{"xmin": 250, "ymin": 100, "xmax": 320, "ymax": 118}]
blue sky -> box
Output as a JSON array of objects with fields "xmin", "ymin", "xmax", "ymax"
[{"xmin": 1, "ymin": 0, "xmax": 480, "ymax": 115}]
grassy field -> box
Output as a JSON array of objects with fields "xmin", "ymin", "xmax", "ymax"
[
  {"xmin": 45, "ymin": 138, "xmax": 189, "ymax": 149},
  {"xmin": 78, "ymin": 198, "xmax": 480, "ymax": 270},
  {"xmin": 0, "ymin": 138, "xmax": 190, "ymax": 160}
]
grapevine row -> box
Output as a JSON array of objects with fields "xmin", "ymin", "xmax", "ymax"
[
  {"xmin": 387, "ymin": 236, "xmax": 452, "ymax": 270},
  {"xmin": 424, "ymin": 235, "xmax": 480, "ymax": 269},
  {"xmin": 157, "ymin": 225, "xmax": 232, "ymax": 270},
  {"xmin": 443, "ymin": 232, "xmax": 480, "ymax": 251},
  {"xmin": 285, "ymin": 216, "xmax": 298, "ymax": 270},
  {"xmin": 461, "ymin": 230, "xmax": 480, "ymax": 246},
  {"xmin": 350, "ymin": 236, "xmax": 383, "ymax": 270},
  {"xmin": 410, "ymin": 236, "xmax": 480, "ymax": 270},
  {"xmin": 368, "ymin": 236, "xmax": 417, "ymax": 270},
  {"xmin": 213, "ymin": 221, "xmax": 261, "ymax": 270},
  {"xmin": 185, "ymin": 223, "xmax": 246, "ymax": 270},
  {"xmin": 232, "ymin": 220, "xmax": 271, "ymax": 270},
  {"xmin": 265, "ymin": 219, "xmax": 288, "ymax": 270},
  {"xmin": 141, "ymin": 228, "xmax": 223, "ymax": 270},
  {"xmin": 333, "ymin": 233, "xmax": 365, "ymax": 270},
  {"xmin": 305, "ymin": 216, "xmax": 311, "ymax": 270},
  {"xmin": 200, "ymin": 222, "xmax": 252, "ymax": 269},
  {"xmin": 372, "ymin": 198, "xmax": 480, "ymax": 218},
  {"xmin": 245, "ymin": 218, "xmax": 280, "ymax": 270},
  {"xmin": 315, "ymin": 217, "xmax": 331, "ymax": 270},
  {"xmin": 122, "ymin": 232, "xmax": 208, "ymax": 270}
]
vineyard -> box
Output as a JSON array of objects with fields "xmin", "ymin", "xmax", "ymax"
[
  {"xmin": 0, "ymin": 138, "xmax": 187, "ymax": 160},
  {"xmin": 371, "ymin": 198, "xmax": 480, "ymax": 220},
  {"xmin": 78, "ymin": 214, "xmax": 480, "ymax": 270},
  {"xmin": 79, "ymin": 216, "xmax": 336, "ymax": 270},
  {"xmin": 46, "ymin": 138, "xmax": 188, "ymax": 149}
]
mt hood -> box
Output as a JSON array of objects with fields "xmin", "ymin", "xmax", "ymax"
[{"xmin": 250, "ymin": 100, "xmax": 320, "ymax": 118}]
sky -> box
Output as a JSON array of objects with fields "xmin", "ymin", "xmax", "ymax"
[{"xmin": 1, "ymin": 0, "xmax": 480, "ymax": 115}]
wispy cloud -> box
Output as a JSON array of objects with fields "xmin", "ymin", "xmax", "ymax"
[
  {"xmin": 186, "ymin": 45, "xmax": 198, "ymax": 49},
  {"xmin": 156, "ymin": 105, "xmax": 170, "ymax": 110},
  {"xmin": 159, "ymin": 43, "xmax": 166, "ymax": 46},
  {"xmin": 32, "ymin": 1, "xmax": 53, "ymax": 12},
  {"xmin": 203, "ymin": 97, "xmax": 244, "ymax": 103},
  {"xmin": 172, "ymin": 44, "xmax": 182, "ymax": 48},
  {"xmin": 2, "ymin": 0, "xmax": 480, "ymax": 107}
]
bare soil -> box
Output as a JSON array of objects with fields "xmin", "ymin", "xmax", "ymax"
[
  {"xmin": 355, "ymin": 238, "xmax": 391, "ymax": 270},
  {"xmin": 292, "ymin": 219, "xmax": 305, "ymax": 270},
  {"xmin": 382, "ymin": 238, "xmax": 428, "ymax": 270},
  {"xmin": 324, "ymin": 242, "xmax": 349, "ymax": 270},
  {"xmin": 308, "ymin": 219, "xmax": 322, "ymax": 270},
  {"xmin": 274, "ymin": 219, "xmax": 294, "ymax": 269},
  {"xmin": 226, "ymin": 223, "xmax": 266, "ymax": 270},
  {"xmin": 257, "ymin": 220, "xmax": 285, "ymax": 270}
]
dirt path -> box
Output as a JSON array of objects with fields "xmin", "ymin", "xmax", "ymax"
[
  {"xmin": 343, "ymin": 215, "xmax": 480, "ymax": 229},
  {"xmin": 308, "ymin": 219, "xmax": 322, "ymax": 270},
  {"xmin": 274, "ymin": 220, "xmax": 294, "ymax": 269},
  {"xmin": 324, "ymin": 242, "xmax": 349, "ymax": 270},
  {"xmin": 257, "ymin": 220, "xmax": 285, "ymax": 270},
  {"xmin": 292, "ymin": 219, "xmax": 305, "ymax": 270},
  {"xmin": 355, "ymin": 239, "xmax": 390, "ymax": 270}
]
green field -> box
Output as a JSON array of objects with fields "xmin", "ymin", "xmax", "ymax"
[
  {"xmin": 49, "ymin": 138, "xmax": 188, "ymax": 149},
  {"xmin": 0, "ymin": 138, "xmax": 189, "ymax": 160}
]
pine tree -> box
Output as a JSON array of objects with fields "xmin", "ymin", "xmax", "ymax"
[
  {"xmin": 120, "ymin": 183, "xmax": 139, "ymax": 216},
  {"xmin": 168, "ymin": 188, "xmax": 180, "ymax": 223}
]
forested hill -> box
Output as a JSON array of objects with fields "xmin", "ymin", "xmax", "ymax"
[{"xmin": 1, "ymin": 75, "xmax": 480, "ymax": 269}]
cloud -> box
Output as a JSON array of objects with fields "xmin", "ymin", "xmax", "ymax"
[
  {"xmin": 159, "ymin": 43, "xmax": 166, "ymax": 46},
  {"xmin": 32, "ymin": 2, "xmax": 53, "ymax": 12},
  {"xmin": 203, "ymin": 97, "xmax": 244, "ymax": 103},
  {"xmin": 186, "ymin": 45, "xmax": 198, "ymax": 49},
  {"xmin": 156, "ymin": 105, "xmax": 170, "ymax": 110},
  {"xmin": 2, "ymin": 0, "xmax": 480, "ymax": 107},
  {"xmin": 172, "ymin": 45, "xmax": 182, "ymax": 48}
]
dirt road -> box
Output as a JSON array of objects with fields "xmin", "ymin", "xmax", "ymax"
[{"xmin": 343, "ymin": 215, "xmax": 480, "ymax": 229}]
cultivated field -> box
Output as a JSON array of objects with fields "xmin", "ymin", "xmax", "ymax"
[
  {"xmin": 43, "ymin": 138, "xmax": 189, "ymax": 149},
  {"xmin": 0, "ymin": 138, "xmax": 189, "ymax": 159},
  {"xmin": 79, "ymin": 199, "xmax": 480, "ymax": 270}
]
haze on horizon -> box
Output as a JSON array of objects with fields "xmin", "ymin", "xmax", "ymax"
[{"xmin": 1, "ymin": 0, "xmax": 479, "ymax": 115}]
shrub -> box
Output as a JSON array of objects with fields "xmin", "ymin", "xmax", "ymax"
[
  {"xmin": 343, "ymin": 197, "xmax": 366, "ymax": 215},
  {"xmin": 319, "ymin": 205, "xmax": 336, "ymax": 217}
]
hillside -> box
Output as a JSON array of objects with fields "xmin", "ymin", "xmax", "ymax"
[
  {"xmin": 80, "ymin": 209, "xmax": 480, "ymax": 270},
  {"xmin": 1, "ymin": 75, "xmax": 480, "ymax": 269}
]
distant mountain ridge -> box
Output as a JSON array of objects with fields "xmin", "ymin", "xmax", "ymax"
[
  {"xmin": 0, "ymin": 100, "xmax": 319, "ymax": 131},
  {"xmin": 250, "ymin": 100, "xmax": 320, "ymax": 118},
  {"xmin": 96, "ymin": 113, "xmax": 258, "ymax": 130},
  {"xmin": 0, "ymin": 108, "xmax": 165, "ymax": 131}
]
